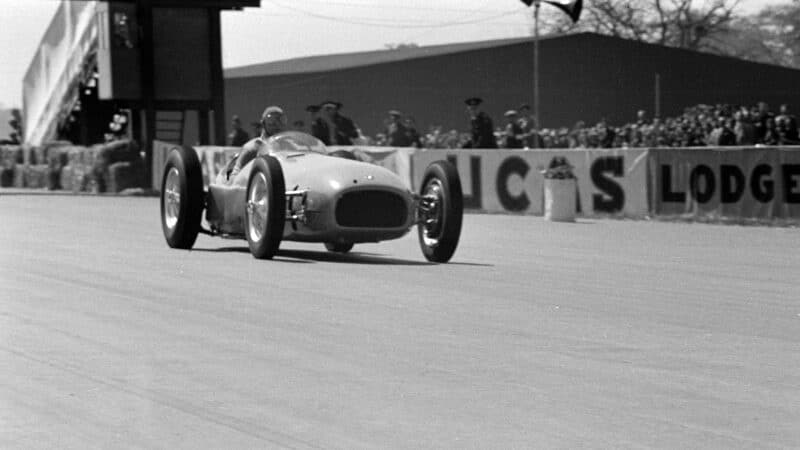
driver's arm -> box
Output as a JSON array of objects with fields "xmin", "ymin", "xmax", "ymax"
[{"xmin": 230, "ymin": 139, "xmax": 262, "ymax": 177}]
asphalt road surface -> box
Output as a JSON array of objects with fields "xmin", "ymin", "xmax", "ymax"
[{"xmin": 1, "ymin": 195, "xmax": 799, "ymax": 449}]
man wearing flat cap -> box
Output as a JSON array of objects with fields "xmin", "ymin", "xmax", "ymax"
[
  {"xmin": 319, "ymin": 101, "xmax": 360, "ymax": 145},
  {"xmin": 464, "ymin": 97, "xmax": 497, "ymax": 149},
  {"xmin": 503, "ymin": 110, "xmax": 525, "ymax": 149},
  {"xmin": 386, "ymin": 110, "xmax": 412, "ymax": 147},
  {"xmin": 227, "ymin": 115, "xmax": 250, "ymax": 147},
  {"xmin": 518, "ymin": 103, "xmax": 544, "ymax": 148},
  {"xmin": 307, "ymin": 104, "xmax": 330, "ymax": 143}
]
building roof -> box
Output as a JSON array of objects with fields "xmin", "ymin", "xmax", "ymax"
[
  {"xmin": 224, "ymin": 35, "xmax": 542, "ymax": 78},
  {"xmin": 225, "ymin": 32, "xmax": 800, "ymax": 80}
]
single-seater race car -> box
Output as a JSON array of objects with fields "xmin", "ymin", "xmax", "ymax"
[{"xmin": 159, "ymin": 131, "xmax": 463, "ymax": 262}]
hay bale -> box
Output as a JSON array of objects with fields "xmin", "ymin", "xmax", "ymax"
[
  {"xmin": 107, "ymin": 160, "xmax": 144, "ymax": 193},
  {"xmin": 60, "ymin": 165, "xmax": 74, "ymax": 191},
  {"xmin": 13, "ymin": 165, "xmax": 23, "ymax": 187},
  {"xmin": 0, "ymin": 167, "xmax": 14, "ymax": 187}
]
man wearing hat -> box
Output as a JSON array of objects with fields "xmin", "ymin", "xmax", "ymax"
[
  {"xmin": 306, "ymin": 104, "xmax": 328, "ymax": 142},
  {"xmin": 320, "ymin": 101, "xmax": 360, "ymax": 145},
  {"xmin": 229, "ymin": 106, "xmax": 287, "ymax": 178},
  {"xmin": 464, "ymin": 97, "xmax": 497, "ymax": 149},
  {"xmin": 227, "ymin": 115, "xmax": 250, "ymax": 147},
  {"xmin": 503, "ymin": 110, "xmax": 525, "ymax": 149},
  {"xmin": 518, "ymin": 103, "xmax": 543, "ymax": 148},
  {"xmin": 386, "ymin": 110, "xmax": 412, "ymax": 147}
]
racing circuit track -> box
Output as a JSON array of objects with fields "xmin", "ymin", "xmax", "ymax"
[{"xmin": 1, "ymin": 194, "xmax": 799, "ymax": 449}]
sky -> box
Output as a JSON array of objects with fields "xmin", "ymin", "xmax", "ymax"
[{"xmin": 0, "ymin": 0, "xmax": 789, "ymax": 109}]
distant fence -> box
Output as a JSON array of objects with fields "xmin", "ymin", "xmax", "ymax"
[{"xmin": 150, "ymin": 141, "xmax": 800, "ymax": 222}]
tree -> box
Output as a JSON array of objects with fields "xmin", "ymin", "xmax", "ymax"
[
  {"xmin": 724, "ymin": 0, "xmax": 800, "ymax": 68},
  {"xmin": 539, "ymin": 0, "xmax": 741, "ymax": 53}
]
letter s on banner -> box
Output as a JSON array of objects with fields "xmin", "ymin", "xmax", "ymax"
[{"xmin": 591, "ymin": 156, "xmax": 624, "ymax": 213}]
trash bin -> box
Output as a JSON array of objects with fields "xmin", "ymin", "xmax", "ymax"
[{"xmin": 544, "ymin": 177, "xmax": 576, "ymax": 222}]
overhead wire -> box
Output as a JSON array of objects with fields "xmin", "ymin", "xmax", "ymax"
[{"xmin": 260, "ymin": 0, "xmax": 528, "ymax": 29}]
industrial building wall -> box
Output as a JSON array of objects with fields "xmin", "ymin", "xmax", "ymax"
[{"xmin": 224, "ymin": 33, "xmax": 800, "ymax": 138}]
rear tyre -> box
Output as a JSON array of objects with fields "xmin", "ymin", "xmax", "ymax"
[
  {"xmin": 161, "ymin": 146, "xmax": 204, "ymax": 249},
  {"xmin": 325, "ymin": 242, "xmax": 354, "ymax": 253},
  {"xmin": 245, "ymin": 156, "xmax": 286, "ymax": 259},
  {"xmin": 417, "ymin": 160, "xmax": 463, "ymax": 263}
]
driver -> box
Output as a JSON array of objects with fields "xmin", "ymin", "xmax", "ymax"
[{"xmin": 229, "ymin": 106, "xmax": 287, "ymax": 178}]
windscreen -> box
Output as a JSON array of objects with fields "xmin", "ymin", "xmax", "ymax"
[{"xmin": 260, "ymin": 131, "xmax": 328, "ymax": 155}]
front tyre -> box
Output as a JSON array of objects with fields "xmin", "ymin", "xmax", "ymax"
[
  {"xmin": 417, "ymin": 161, "xmax": 463, "ymax": 263},
  {"xmin": 246, "ymin": 156, "xmax": 286, "ymax": 259},
  {"xmin": 161, "ymin": 146, "xmax": 204, "ymax": 249}
]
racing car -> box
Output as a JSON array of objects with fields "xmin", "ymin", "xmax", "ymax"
[{"xmin": 159, "ymin": 131, "xmax": 463, "ymax": 262}]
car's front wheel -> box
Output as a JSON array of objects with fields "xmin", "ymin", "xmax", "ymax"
[
  {"xmin": 160, "ymin": 146, "xmax": 204, "ymax": 249},
  {"xmin": 245, "ymin": 156, "xmax": 286, "ymax": 259},
  {"xmin": 417, "ymin": 160, "xmax": 463, "ymax": 263}
]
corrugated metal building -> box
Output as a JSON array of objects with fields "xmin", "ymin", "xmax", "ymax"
[{"xmin": 223, "ymin": 32, "xmax": 800, "ymax": 137}]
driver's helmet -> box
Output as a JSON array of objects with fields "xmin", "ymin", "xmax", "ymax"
[{"xmin": 261, "ymin": 106, "xmax": 287, "ymax": 136}]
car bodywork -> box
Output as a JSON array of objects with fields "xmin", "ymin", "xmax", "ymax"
[{"xmin": 204, "ymin": 131, "xmax": 416, "ymax": 244}]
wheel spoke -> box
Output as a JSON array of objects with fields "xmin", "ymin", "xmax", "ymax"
[
  {"xmin": 248, "ymin": 173, "xmax": 270, "ymax": 243},
  {"xmin": 163, "ymin": 167, "xmax": 181, "ymax": 230}
]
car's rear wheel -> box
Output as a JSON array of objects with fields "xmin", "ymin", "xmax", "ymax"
[
  {"xmin": 417, "ymin": 160, "xmax": 463, "ymax": 263},
  {"xmin": 325, "ymin": 242, "xmax": 354, "ymax": 253},
  {"xmin": 160, "ymin": 146, "xmax": 204, "ymax": 249},
  {"xmin": 246, "ymin": 156, "xmax": 286, "ymax": 259}
]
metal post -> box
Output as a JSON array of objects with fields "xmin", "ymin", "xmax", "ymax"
[
  {"xmin": 533, "ymin": 0, "xmax": 541, "ymax": 130},
  {"xmin": 654, "ymin": 72, "xmax": 661, "ymax": 119},
  {"xmin": 138, "ymin": 0, "xmax": 155, "ymax": 183},
  {"xmin": 209, "ymin": 8, "xmax": 226, "ymax": 146}
]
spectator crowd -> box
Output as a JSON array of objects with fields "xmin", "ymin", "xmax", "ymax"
[{"xmin": 228, "ymin": 100, "xmax": 800, "ymax": 150}]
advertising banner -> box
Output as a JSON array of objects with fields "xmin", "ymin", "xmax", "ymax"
[
  {"xmin": 649, "ymin": 147, "xmax": 800, "ymax": 220},
  {"xmin": 411, "ymin": 148, "xmax": 649, "ymax": 217}
]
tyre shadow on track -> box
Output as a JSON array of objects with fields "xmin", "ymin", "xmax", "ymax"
[{"xmin": 191, "ymin": 246, "xmax": 435, "ymax": 266}]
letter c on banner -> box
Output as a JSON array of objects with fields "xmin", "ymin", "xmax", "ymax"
[{"xmin": 496, "ymin": 156, "xmax": 530, "ymax": 212}]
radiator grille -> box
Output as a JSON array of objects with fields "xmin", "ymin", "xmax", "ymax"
[{"xmin": 335, "ymin": 190, "xmax": 408, "ymax": 228}]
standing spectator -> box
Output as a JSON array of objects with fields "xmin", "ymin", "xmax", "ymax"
[
  {"xmin": 463, "ymin": 97, "xmax": 497, "ymax": 149},
  {"xmin": 762, "ymin": 117, "xmax": 780, "ymax": 145},
  {"xmin": 753, "ymin": 101, "xmax": 774, "ymax": 142},
  {"xmin": 320, "ymin": 101, "xmax": 359, "ymax": 145},
  {"xmin": 776, "ymin": 104, "xmax": 799, "ymax": 143},
  {"xmin": 227, "ymin": 115, "xmax": 250, "ymax": 147},
  {"xmin": 403, "ymin": 116, "xmax": 423, "ymax": 148},
  {"xmin": 502, "ymin": 110, "xmax": 524, "ymax": 149},
  {"xmin": 308, "ymin": 104, "xmax": 331, "ymax": 144},
  {"xmin": 636, "ymin": 109, "xmax": 649, "ymax": 127},
  {"xmin": 386, "ymin": 110, "xmax": 412, "ymax": 146},
  {"xmin": 734, "ymin": 110, "xmax": 756, "ymax": 145},
  {"xmin": 517, "ymin": 103, "xmax": 540, "ymax": 148},
  {"xmin": 597, "ymin": 120, "xmax": 616, "ymax": 148}
]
